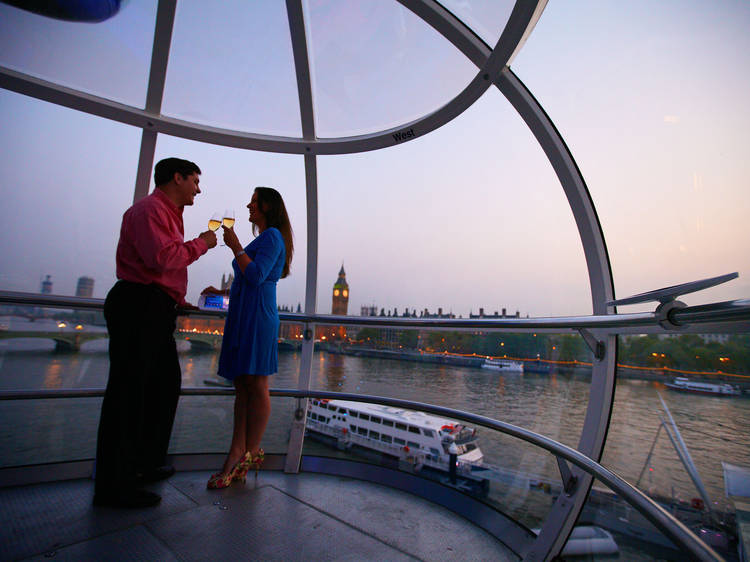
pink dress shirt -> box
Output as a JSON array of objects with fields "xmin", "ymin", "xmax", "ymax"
[{"xmin": 115, "ymin": 189, "xmax": 208, "ymax": 305}]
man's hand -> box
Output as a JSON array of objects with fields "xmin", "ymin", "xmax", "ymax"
[{"xmin": 199, "ymin": 230, "xmax": 218, "ymax": 248}]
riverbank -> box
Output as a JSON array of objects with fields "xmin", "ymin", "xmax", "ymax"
[{"xmin": 320, "ymin": 343, "xmax": 750, "ymax": 392}]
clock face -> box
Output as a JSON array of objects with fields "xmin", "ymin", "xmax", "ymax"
[
  {"xmin": 334, "ymin": 289, "xmax": 340, "ymax": 296},
  {"xmin": 343, "ymin": 290, "xmax": 348, "ymax": 298}
]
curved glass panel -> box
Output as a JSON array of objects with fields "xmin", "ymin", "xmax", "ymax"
[
  {"xmin": 0, "ymin": 91, "xmax": 141, "ymax": 296},
  {"xmin": 0, "ymin": 304, "xmax": 304, "ymax": 463},
  {"xmin": 0, "ymin": 397, "xmax": 100, "ymax": 467},
  {"xmin": 305, "ymin": 325, "xmax": 593, "ymax": 530},
  {"xmin": 0, "ymin": 1, "xmax": 156, "ymax": 107},
  {"xmin": 596, "ymin": 333, "xmax": 750, "ymax": 561},
  {"xmin": 162, "ymin": 1, "xmax": 302, "ymax": 136},
  {"xmin": 171, "ymin": 396, "xmax": 298, "ymax": 458},
  {"xmin": 438, "ymin": 0, "xmax": 515, "ymax": 47},
  {"xmin": 316, "ymin": 88, "xmax": 590, "ymax": 317},
  {"xmin": 578, "ymin": 476, "xmax": 681, "ymax": 560},
  {"xmin": 304, "ymin": 0, "xmax": 478, "ymax": 137},
  {"xmin": 512, "ymin": 2, "xmax": 750, "ymax": 311},
  {"xmin": 153, "ymin": 136, "xmax": 307, "ymax": 309}
]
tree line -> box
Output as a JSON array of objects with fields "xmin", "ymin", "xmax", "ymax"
[{"xmin": 351, "ymin": 329, "xmax": 749, "ymax": 375}]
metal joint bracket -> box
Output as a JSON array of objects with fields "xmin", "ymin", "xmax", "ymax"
[
  {"xmin": 655, "ymin": 299, "xmax": 688, "ymax": 331},
  {"xmin": 294, "ymin": 398, "xmax": 306, "ymax": 421},
  {"xmin": 556, "ymin": 456, "xmax": 578, "ymax": 495},
  {"xmin": 578, "ymin": 328, "xmax": 605, "ymax": 361}
]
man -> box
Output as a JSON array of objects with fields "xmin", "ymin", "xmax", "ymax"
[{"xmin": 94, "ymin": 158, "xmax": 217, "ymax": 508}]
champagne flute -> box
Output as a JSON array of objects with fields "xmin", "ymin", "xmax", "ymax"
[
  {"xmin": 221, "ymin": 209, "xmax": 235, "ymax": 246},
  {"xmin": 222, "ymin": 209, "xmax": 235, "ymax": 229},
  {"xmin": 208, "ymin": 212, "xmax": 222, "ymax": 233}
]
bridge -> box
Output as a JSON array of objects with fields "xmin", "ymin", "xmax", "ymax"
[
  {"xmin": 177, "ymin": 329, "xmax": 303, "ymax": 353},
  {"xmin": 0, "ymin": 329, "xmax": 108, "ymax": 352},
  {"xmin": 0, "ymin": 328, "xmax": 302, "ymax": 354}
]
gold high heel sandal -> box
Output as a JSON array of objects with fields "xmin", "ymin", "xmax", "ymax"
[
  {"xmin": 232, "ymin": 451, "xmax": 255, "ymax": 483},
  {"xmin": 207, "ymin": 452, "xmax": 251, "ymax": 489},
  {"xmin": 233, "ymin": 449, "xmax": 264, "ymax": 482},
  {"xmin": 250, "ymin": 449, "xmax": 264, "ymax": 479}
]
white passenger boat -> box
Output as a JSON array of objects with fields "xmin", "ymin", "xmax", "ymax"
[
  {"xmin": 481, "ymin": 357, "xmax": 524, "ymax": 372},
  {"xmin": 664, "ymin": 377, "xmax": 740, "ymax": 396},
  {"xmin": 306, "ymin": 399, "xmax": 487, "ymax": 491}
]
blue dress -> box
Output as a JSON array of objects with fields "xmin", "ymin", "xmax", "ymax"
[{"xmin": 217, "ymin": 227, "xmax": 285, "ymax": 379}]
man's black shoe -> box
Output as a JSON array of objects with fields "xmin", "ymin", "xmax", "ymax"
[
  {"xmin": 93, "ymin": 488, "xmax": 161, "ymax": 508},
  {"xmin": 136, "ymin": 465, "xmax": 175, "ymax": 484}
]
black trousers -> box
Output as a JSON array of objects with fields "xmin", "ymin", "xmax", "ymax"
[{"xmin": 95, "ymin": 280, "xmax": 180, "ymax": 494}]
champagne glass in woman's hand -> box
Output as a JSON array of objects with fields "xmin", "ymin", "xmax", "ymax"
[
  {"xmin": 222, "ymin": 209, "xmax": 235, "ymax": 229},
  {"xmin": 220, "ymin": 209, "xmax": 235, "ymax": 247}
]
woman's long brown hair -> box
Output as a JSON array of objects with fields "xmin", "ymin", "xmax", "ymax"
[{"xmin": 253, "ymin": 187, "xmax": 294, "ymax": 278}]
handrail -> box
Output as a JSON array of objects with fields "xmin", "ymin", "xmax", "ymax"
[
  {"xmin": 2, "ymin": 290, "xmax": 749, "ymax": 332},
  {"xmin": 0, "ymin": 385, "xmax": 723, "ymax": 560}
]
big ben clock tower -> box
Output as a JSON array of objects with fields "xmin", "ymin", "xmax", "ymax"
[{"xmin": 331, "ymin": 265, "xmax": 349, "ymax": 315}]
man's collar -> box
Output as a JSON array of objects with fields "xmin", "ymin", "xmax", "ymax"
[{"xmin": 153, "ymin": 187, "xmax": 183, "ymax": 214}]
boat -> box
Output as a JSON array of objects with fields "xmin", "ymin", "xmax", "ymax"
[
  {"xmin": 664, "ymin": 377, "xmax": 740, "ymax": 396},
  {"xmin": 305, "ymin": 399, "xmax": 489, "ymax": 494},
  {"xmin": 481, "ymin": 357, "xmax": 524, "ymax": 372},
  {"xmin": 524, "ymin": 359, "xmax": 552, "ymax": 374}
]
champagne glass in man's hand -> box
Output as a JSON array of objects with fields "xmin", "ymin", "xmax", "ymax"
[{"xmin": 208, "ymin": 213, "xmax": 222, "ymax": 233}]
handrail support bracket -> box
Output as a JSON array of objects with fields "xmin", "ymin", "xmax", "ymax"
[
  {"xmin": 555, "ymin": 456, "xmax": 578, "ymax": 495},
  {"xmin": 578, "ymin": 328, "xmax": 605, "ymax": 361}
]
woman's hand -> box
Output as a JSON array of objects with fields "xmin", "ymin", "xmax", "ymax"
[{"xmin": 222, "ymin": 226, "xmax": 242, "ymax": 254}]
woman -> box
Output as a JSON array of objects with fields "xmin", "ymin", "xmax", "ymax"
[{"xmin": 201, "ymin": 187, "xmax": 294, "ymax": 489}]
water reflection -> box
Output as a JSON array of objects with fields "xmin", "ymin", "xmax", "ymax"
[{"xmin": 43, "ymin": 360, "xmax": 63, "ymax": 389}]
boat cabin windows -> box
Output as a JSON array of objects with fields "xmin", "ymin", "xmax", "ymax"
[
  {"xmin": 360, "ymin": 414, "xmax": 370, "ymax": 421},
  {"xmin": 338, "ymin": 408, "xmax": 347, "ymax": 415},
  {"xmin": 394, "ymin": 437, "xmax": 406, "ymax": 446},
  {"xmin": 350, "ymin": 424, "xmax": 356, "ymax": 432},
  {"xmin": 395, "ymin": 422, "xmax": 407, "ymax": 431},
  {"xmin": 382, "ymin": 419, "xmax": 394, "ymax": 427},
  {"xmin": 381, "ymin": 435, "xmax": 392, "ymax": 444},
  {"xmin": 429, "ymin": 447, "xmax": 441, "ymax": 457},
  {"xmin": 357, "ymin": 427, "xmax": 367, "ymax": 436},
  {"xmin": 407, "ymin": 441, "xmax": 419, "ymax": 449},
  {"xmin": 369, "ymin": 430, "xmax": 380, "ymax": 440},
  {"xmin": 370, "ymin": 416, "xmax": 381, "ymax": 424},
  {"xmin": 408, "ymin": 426, "xmax": 421, "ymax": 435},
  {"xmin": 423, "ymin": 429, "xmax": 435, "ymax": 438}
]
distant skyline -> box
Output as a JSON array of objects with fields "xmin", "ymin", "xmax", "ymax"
[
  {"xmin": 0, "ymin": 1, "xmax": 748, "ymax": 318},
  {"xmin": 22, "ymin": 267, "xmax": 528, "ymax": 319}
]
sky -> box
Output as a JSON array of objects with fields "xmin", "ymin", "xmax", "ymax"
[{"xmin": 0, "ymin": 0, "xmax": 748, "ymax": 319}]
